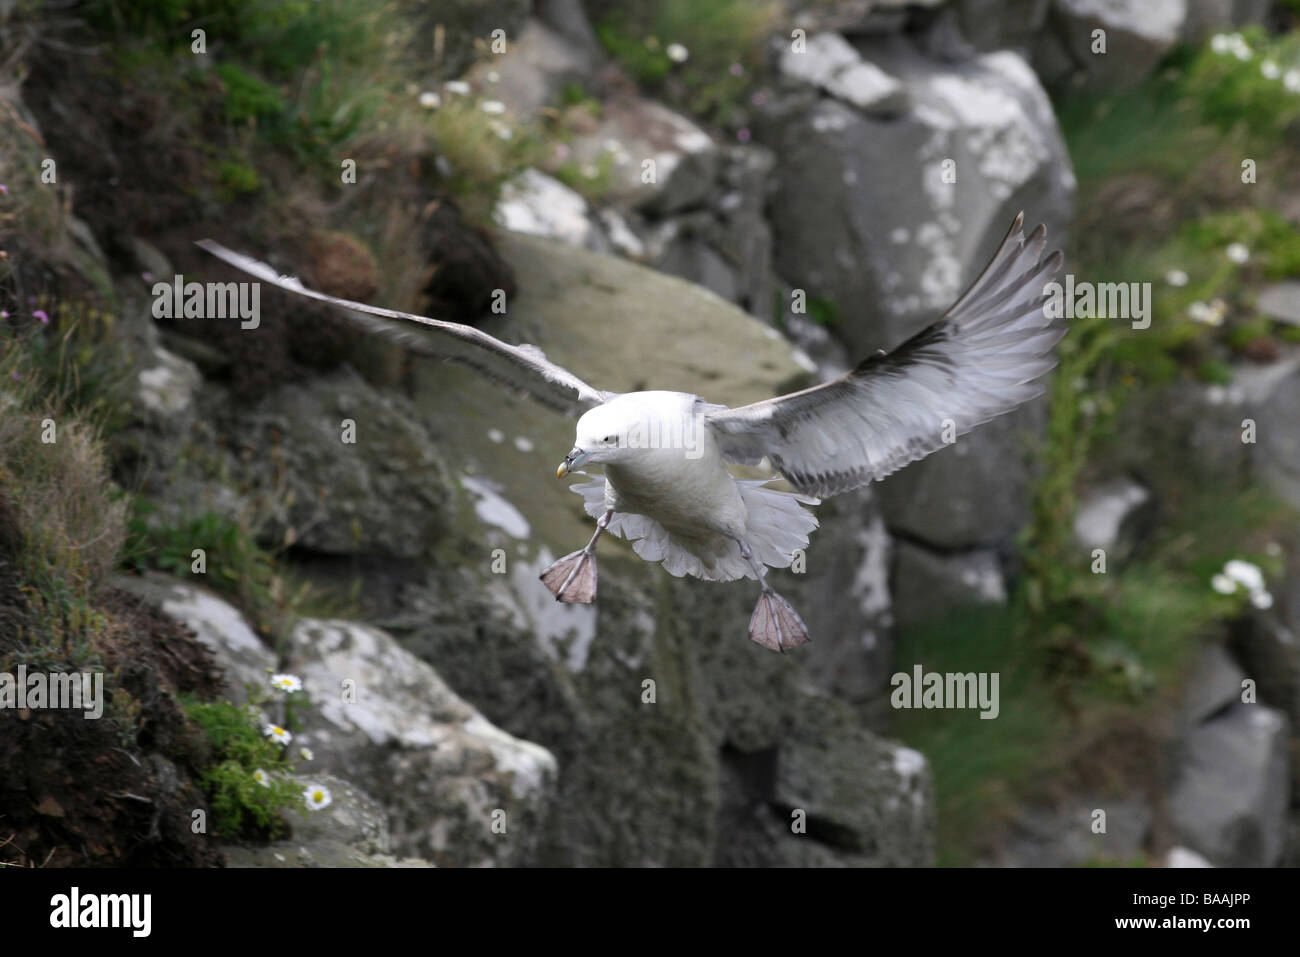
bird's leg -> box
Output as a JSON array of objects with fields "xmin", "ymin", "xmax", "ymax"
[
  {"xmin": 739, "ymin": 539, "xmax": 811, "ymax": 653},
  {"xmin": 539, "ymin": 509, "xmax": 613, "ymax": 604}
]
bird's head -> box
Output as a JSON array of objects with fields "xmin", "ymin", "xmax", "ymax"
[{"xmin": 556, "ymin": 405, "xmax": 636, "ymax": 477}]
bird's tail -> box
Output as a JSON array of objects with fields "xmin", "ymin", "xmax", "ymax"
[{"xmin": 569, "ymin": 476, "xmax": 819, "ymax": 582}]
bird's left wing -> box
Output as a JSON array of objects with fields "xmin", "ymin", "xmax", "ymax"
[
  {"xmin": 195, "ymin": 240, "xmax": 613, "ymax": 415},
  {"xmin": 704, "ymin": 213, "xmax": 1064, "ymax": 497}
]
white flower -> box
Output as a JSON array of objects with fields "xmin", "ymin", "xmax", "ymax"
[
  {"xmin": 303, "ymin": 785, "xmax": 333, "ymax": 811},
  {"xmin": 271, "ymin": 673, "xmax": 302, "ymax": 693},
  {"xmin": 253, "ymin": 769, "xmax": 270, "ymax": 788},
  {"xmin": 1211, "ymin": 573, "xmax": 1238, "ymax": 595},
  {"xmin": 1227, "ymin": 33, "xmax": 1252, "ymax": 61},
  {"xmin": 1285, "ymin": 70, "xmax": 1300, "ymax": 93},
  {"xmin": 299, "ymin": 747, "xmax": 314, "ymax": 762},
  {"xmin": 486, "ymin": 70, "xmax": 500, "ymax": 83},
  {"xmin": 1250, "ymin": 590, "xmax": 1274, "ymax": 610},
  {"xmin": 1206, "ymin": 384, "xmax": 1227, "ymax": 405},
  {"xmin": 1210, "ymin": 34, "xmax": 1230, "ymax": 54},
  {"xmin": 579, "ymin": 163, "xmax": 599, "ymax": 179},
  {"xmin": 1226, "ymin": 242, "xmax": 1249, "ymax": 264},
  {"xmin": 1223, "ymin": 559, "xmax": 1265, "ymax": 592},
  {"xmin": 1165, "ymin": 268, "xmax": 1188, "ymax": 287},
  {"xmin": 1265, "ymin": 541, "xmax": 1283, "ymax": 557},
  {"xmin": 1262, "ymin": 60, "xmax": 1280, "ymax": 80},
  {"xmin": 481, "ymin": 100, "xmax": 506, "ymax": 115},
  {"xmin": 489, "ymin": 121, "xmax": 513, "ymax": 140},
  {"xmin": 263, "ymin": 724, "xmax": 292, "ymax": 746},
  {"xmin": 418, "ymin": 91, "xmax": 441, "ymax": 109},
  {"xmin": 1188, "ymin": 300, "xmax": 1224, "ymax": 326},
  {"xmin": 444, "ymin": 80, "xmax": 471, "ymax": 95},
  {"xmin": 602, "ymin": 138, "xmax": 622, "ymax": 153},
  {"xmin": 666, "ymin": 42, "xmax": 689, "ymax": 63}
]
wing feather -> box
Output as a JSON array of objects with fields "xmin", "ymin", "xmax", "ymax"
[
  {"xmin": 704, "ymin": 213, "xmax": 1065, "ymax": 497},
  {"xmin": 195, "ymin": 239, "xmax": 612, "ymax": 415}
]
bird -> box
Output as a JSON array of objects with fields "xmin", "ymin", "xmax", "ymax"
[{"xmin": 197, "ymin": 212, "xmax": 1064, "ymax": 653}]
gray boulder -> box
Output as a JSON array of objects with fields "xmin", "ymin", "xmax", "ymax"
[
  {"xmin": 220, "ymin": 774, "xmax": 434, "ymax": 867},
  {"xmin": 465, "ymin": 17, "xmax": 597, "ymax": 121},
  {"xmin": 284, "ymin": 618, "xmax": 558, "ymax": 867},
  {"xmin": 778, "ymin": 31, "xmax": 907, "ymax": 115},
  {"xmin": 1072, "ymin": 476, "xmax": 1154, "ymax": 559},
  {"xmin": 1043, "ymin": 0, "xmax": 1187, "ymax": 91},
  {"xmin": 890, "ymin": 540, "xmax": 1006, "ymax": 627},
  {"xmin": 1168, "ymin": 702, "xmax": 1290, "ymax": 867}
]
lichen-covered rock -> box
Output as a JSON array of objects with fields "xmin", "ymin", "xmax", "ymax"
[
  {"xmin": 220, "ymin": 775, "xmax": 434, "ymax": 868},
  {"xmin": 1043, "ymin": 0, "xmax": 1187, "ymax": 91},
  {"xmin": 284, "ymin": 618, "xmax": 558, "ymax": 867},
  {"xmin": 891, "ymin": 540, "xmax": 1006, "ymax": 627},
  {"xmin": 1168, "ymin": 702, "xmax": 1290, "ymax": 867}
]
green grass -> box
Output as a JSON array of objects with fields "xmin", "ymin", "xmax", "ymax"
[{"xmin": 183, "ymin": 697, "xmax": 303, "ymax": 838}]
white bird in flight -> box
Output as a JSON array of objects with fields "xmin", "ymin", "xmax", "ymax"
[{"xmin": 198, "ymin": 213, "xmax": 1064, "ymax": 653}]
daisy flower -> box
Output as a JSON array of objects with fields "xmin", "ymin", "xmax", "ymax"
[
  {"xmin": 1164, "ymin": 268, "xmax": 1188, "ymax": 287},
  {"xmin": 303, "ymin": 785, "xmax": 333, "ymax": 811},
  {"xmin": 270, "ymin": 673, "xmax": 302, "ymax": 693},
  {"xmin": 253, "ymin": 769, "xmax": 270, "ymax": 788},
  {"xmin": 263, "ymin": 723, "xmax": 292, "ymax": 746},
  {"xmin": 1226, "ymin": 242, "xmax": 1249, "ymax": 264},
  {"xmin": 666, "ymin": 43, "xmax": 689, "ymax": 63}
]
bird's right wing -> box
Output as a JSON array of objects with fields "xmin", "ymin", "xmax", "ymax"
[
  {"xmin": 195, "ymin": 240, "xmax": 613, "ymax": 415},
  {"xmin": 704, "ymin": 213, "xmax": 1065, "ymax": 497}
]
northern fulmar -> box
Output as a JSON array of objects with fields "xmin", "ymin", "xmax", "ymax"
[{"xmin": 198, "ymin": 212, "xmax": 1064, "ymax": 653}]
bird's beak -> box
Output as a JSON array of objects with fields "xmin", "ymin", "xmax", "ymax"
[{"xmin": 556, "ymin": 447, "xmax": 587, "ymax": 478}]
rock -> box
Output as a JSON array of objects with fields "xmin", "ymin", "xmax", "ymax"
[
  {"xmin": 787, "ymin": 0, "xmax": 944, "ymax": 35},
  {"xmin": 890, "ymin": 540, "xmax": 1006, "ymax": 627},
  {"xmin": 778, "ymin": 32, "xmax": 908, "ymax": 115},
  {"xmin": 1164, "ymin": 845, "xmax": 1213, "ymax": 867},
  {"xmin": 1072, "ymin": 476, "xmax": 1153, "ymax": 558},
  {"xmin": 111, "ymin": 574, "xmax": 275, "ymax": 704},
  {"xmin": 1230, "ymin": 606, "xmax": 1300, "ymax": 731},
  {"xmin": 1181, "ymin": 0, "xmax": 1272, "ymax": 42},
  {"xmin": 1257, "ymin": 282, "xmax": 1300, "ymax": 327},
  {"xmin": 1180, "ymin": 643, "xmax": 1246, "ymax": 728},
  {"xmin": 135, "ymin": 346, "xmax": 201, "ymax": 421},
  {"xmin": 465, "ymin": 18, "xmax": 596, "ymax": 121},
  {"xmin": 223, "ymin": 367, "xmax": 454, "ymax": 561},
  {"xmin": 569, "ymin": 95, "xmax": 718, "ymax": 216},
  {"xmin": 945, "ymin": 0, "xmax": 1051, "ymax": 53},
  {"xmin": 284, "ymin": 618, "xmax": 558, "ymax": 867},
  {"xmin": 876, "ymin": 398, "xmax": 1045, "ymax": 548},
  {"xmin": 1046, "ymin": 0, "xmax": 1187, "ymax": 91},
  {"xmin": 995, "ymin": 797, "xmax": 1152, "ymax": 866},
  {"xmin": 221, "ymin": 775, "xmax": 434, "ymax": 867},
  {"xmin": 640, "ymin": 144, "xmax": 779, "ymax": 320},
  {"xmin": 1168, "ymin": 702, "xmax": 1290, "ymax": 867},
  {"xmin": 536, "ymin": 0, "xmax": 603, "ymax": 64},
  {"xmin": 1254, "ymin": 361, "xmax": 1300, "ymax": 513},
  {"xmin": 494, "ymin": 168, "xmax": 607, "ymax": 250},
  {"xmin": 717, "ymin": 697, "xmax": 935, "ymax": 865}
]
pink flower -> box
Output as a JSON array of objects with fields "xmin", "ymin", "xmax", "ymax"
[
  {"xmin": 33, "ymin": 309, "xmax": 49, "ymax": 324},
  {"xmin": 142, "ymin": 271, "xmax": 153, "ymax": 282},
  {"xmin": 729, "ymin": 62, "xmax": 744, "ymax": 77},
  {"xmin": 736, "ymin": 127, "xmax": 752, "ymax": 143},
  {"xmin": 0, "ymin": 184, "xmax": 8, "ymax": 195}
]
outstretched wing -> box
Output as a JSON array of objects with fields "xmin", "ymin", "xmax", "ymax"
[
  {"xmin": 195, "ymin": 240, "xmax": 613, "ymax": 415},
  {"xmin": 704, "ymin": 213, "xmax": 1065, "ymax": 497}
]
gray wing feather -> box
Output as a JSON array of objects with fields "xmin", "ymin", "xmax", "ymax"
[
  {"xmin": 195, "ymin": 239, "xmax": 612, "ymax": 415},
  {"xmin": 704, "ymin": 213, "xmax": 1065, "ymax": 497}
]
